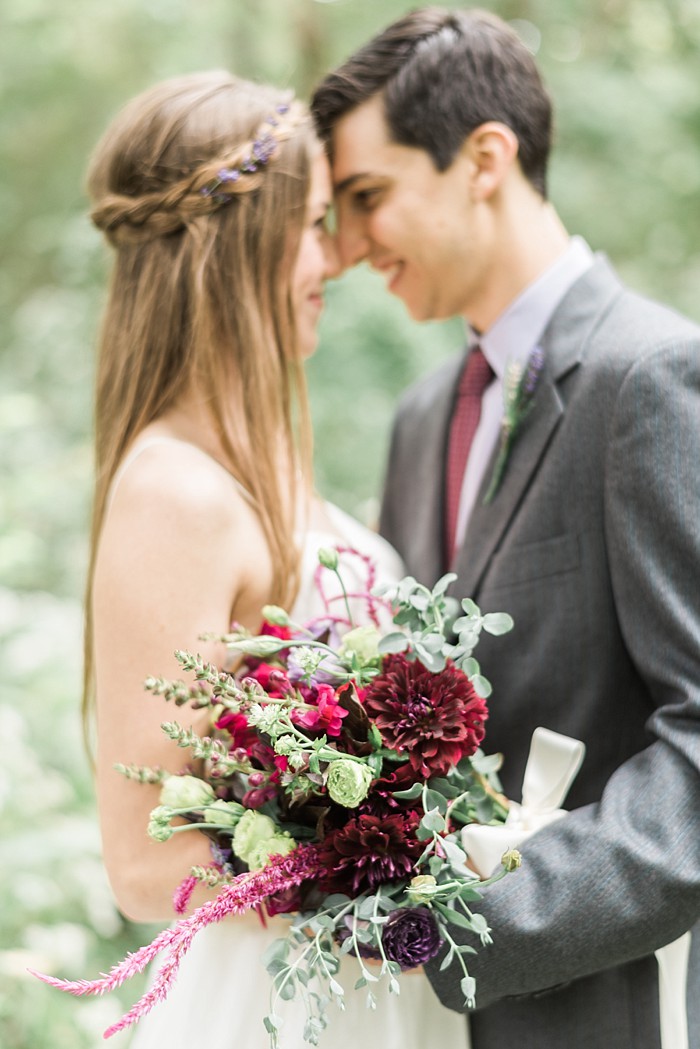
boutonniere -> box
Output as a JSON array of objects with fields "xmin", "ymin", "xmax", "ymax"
[{"xmin": 483, "ymin": 347, "xmax": 545, "ymax": 504}]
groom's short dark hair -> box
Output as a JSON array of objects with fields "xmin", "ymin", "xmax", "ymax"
[{"xmin": 311, "ymin": 6, "xmax": 553, "ymax": 198}]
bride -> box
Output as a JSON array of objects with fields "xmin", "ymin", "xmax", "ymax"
[{"xmin": 84, "ymin": 72, "xmax": 468, "ymax": 1049}]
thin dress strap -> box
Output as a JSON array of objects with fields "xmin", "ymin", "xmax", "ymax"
[{"xmin": 107, "ymin": 436, "xmax": 255, "ymax": 510}]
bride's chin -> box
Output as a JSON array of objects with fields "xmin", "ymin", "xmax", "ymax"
[{"xmin": 297, "ymin": 330, "xmax": 320, "ymax": 360}]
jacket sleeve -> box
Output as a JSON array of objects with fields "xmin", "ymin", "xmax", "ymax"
[{"xmin": 425, "ymin": 339, "xmax": 700, "ymax": 1011}]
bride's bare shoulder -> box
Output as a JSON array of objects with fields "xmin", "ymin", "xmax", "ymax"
[{"xmin": 109, "ymin": 435, "xmax": 252, "ymax": 520}]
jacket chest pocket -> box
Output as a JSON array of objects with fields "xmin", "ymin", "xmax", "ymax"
[{"xmin": 481, "ymin": 533, "xmax": 581, "ymax": 592}]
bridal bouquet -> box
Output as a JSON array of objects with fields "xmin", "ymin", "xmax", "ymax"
[{"xmin": 36, "ymin": 547, "xmax": 519, "ymax": 1046}]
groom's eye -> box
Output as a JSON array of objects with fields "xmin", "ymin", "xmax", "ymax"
[{"xmin": 351, "ymin": 187, "xmax": 382, "ymax": 212}]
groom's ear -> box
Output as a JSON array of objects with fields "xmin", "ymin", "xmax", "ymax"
[{"xmin": 461, "ymin": 122, "xmax": 520, "ymax": 201}]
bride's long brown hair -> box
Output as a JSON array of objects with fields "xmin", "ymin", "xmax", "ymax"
[{"xmin": 82, "ymin": 71, "xmax": 316, "ymax": 742}]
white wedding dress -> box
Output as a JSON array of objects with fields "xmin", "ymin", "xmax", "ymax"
[{"xmin": 127, "ymin": 500, "xmax": 470, "ymax": 1049}]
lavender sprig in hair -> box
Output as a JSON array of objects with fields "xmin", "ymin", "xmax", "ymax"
[
  {"xmin": 483, "ymin": 347, "xmax": 545, "ymax": 504},
  {"xmin": 201, "ymin": 103, "xmax": 292, "ymax": 202}
]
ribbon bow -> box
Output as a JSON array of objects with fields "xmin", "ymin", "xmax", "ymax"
[{"xmin": 461, "ymin": 727, "xmax": 585, "ymax": 878}]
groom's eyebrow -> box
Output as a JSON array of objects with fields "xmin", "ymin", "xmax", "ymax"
[{"xmin": 333, "ymin": 173, "xmax": 370, "ymax": 195}]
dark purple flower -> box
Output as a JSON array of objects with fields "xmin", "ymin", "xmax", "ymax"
[
  {"xmin": 318, "ymin": 811, "xmax": 422, "ymax": 895},
  {"xmin": 381, "ymin": 907, "xmax": 442, "ymax": 970},
  {"xmin": 363, "ymin": 654, "xmax": 488, "ymax": 777}
]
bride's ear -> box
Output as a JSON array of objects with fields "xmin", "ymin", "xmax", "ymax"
[{"xmin": 461, "ymin": 122, "xmax": 520, "ymax": 201}]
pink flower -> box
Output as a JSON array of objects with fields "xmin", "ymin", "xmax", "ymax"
[
  {"xmin": 293, "ymin": 683, "xmax": 349, "ymax": 737},
  {"xmin": 245, "ymin": 662, "xmax": 291, "ymax": 697},
  {"xmin": 214, "ymin": 711, "xmax": 257, "ymax": 752}
]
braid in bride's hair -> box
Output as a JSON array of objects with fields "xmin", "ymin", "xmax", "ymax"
[{"xmin": 82, "ymin": 72, "xmax": 316, "ymax": 746}]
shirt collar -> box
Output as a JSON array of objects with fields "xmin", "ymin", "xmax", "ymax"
[{"xmin": 473, "ymin": 236, "xmax": 594, "ymax": 378}]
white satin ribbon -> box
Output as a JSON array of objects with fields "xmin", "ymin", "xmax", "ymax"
[
  {"xmin": 461, "ymin": 727, "xmax": 585, "ymax": 878},
  {"xmin": 460, "ymin": 727, "xmax": 689, "ymax": 1048}
]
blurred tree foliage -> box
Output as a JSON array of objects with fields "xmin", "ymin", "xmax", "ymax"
[
  {"xmin": 1, "ymin": 0, "xmax": 699, "ymax": 601},
  {"xmin": 0, "ymin": 2, "xmax": 698, "ymax": 1046}
]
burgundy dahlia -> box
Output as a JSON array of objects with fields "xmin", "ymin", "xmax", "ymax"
[
  {"xmin": 381, "ymin": 907, "xmax": 442, "ymax": 970},
  {"xmin": 363, "ymin": 654, "xmax": 488, "ymax": 777},
  {"xmin": 319, "ymin": 812, "xmax": 422, "ymax": 895}
]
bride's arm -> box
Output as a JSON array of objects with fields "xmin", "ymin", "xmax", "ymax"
[{"xmin": 92, "ymin": 444, "xmax": 272, "ymax": 923}]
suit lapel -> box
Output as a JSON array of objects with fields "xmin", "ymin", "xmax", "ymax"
[
  {"xmin": 454, "ymin": 372, "xmax": 563, "ymax": 594},
  {"xmin": 452, "ymin": 255, "xmax": 623, "ymax": 596}
]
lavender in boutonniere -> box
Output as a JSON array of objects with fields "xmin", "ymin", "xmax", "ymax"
[{"xmin": 483, "ymin": 347, "xmax": 545, "ymax": 504}]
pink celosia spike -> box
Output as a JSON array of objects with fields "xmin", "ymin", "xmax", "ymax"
[
  {"xmin": 29, "ymin": 921, "xmax": 186, "ymax": 996},
  {"xmin": 172, "ymin": 874, "xmax": 198, "ymax": 915},
  {"xmin": 31, "ymin": 845, "xmax": 323, "ymax": 1039}
]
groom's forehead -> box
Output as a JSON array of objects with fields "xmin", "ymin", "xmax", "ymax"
[
  {"xmin": 330, "ymin": 96, "xmax": 392, "ymax": 173},
  {"xmin": 330, "ymin": 103, "xmax": 429, "ymax": 200}
]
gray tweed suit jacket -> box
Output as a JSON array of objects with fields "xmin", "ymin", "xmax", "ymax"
[{"xmin": 379, "ymin": 257, "xmax": 700, "ymax": 1049}]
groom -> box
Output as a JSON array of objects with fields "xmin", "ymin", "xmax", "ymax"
[{"xmin": 312, "ymin": 8, "xmax": 700, "ymax": 1049}]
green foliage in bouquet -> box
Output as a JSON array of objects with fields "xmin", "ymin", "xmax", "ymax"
[{"xmin": 36, "ymin": 551, "xmax": 519, "ymax": 1046}]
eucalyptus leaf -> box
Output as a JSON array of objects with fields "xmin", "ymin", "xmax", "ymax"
[
  {"xmin": 470, "ymin": 751, "xmax": 503, "ymax": 775},
  {"xmin": 461, "ymin": 657, "xmax": 479, "ymax": 677},
  {"xmin": 261, "ymin": 937, "xmax": 289, "ymax": 968},
  {"xmin": 278, "ymin": 977, "xmax": 297, "ymax": 1001},
  {"xmin": 392, "ymin": 781, "xmax": 423, "ymax": 800},
  {"xmin": 423, "ymin": 789, "xmax": 448, "ymax": 815},
  {"xmin": 421, "ymin": 808, "xmax": 446, "ymax": 833},
  {"xmin": 410, "ymin": 593, "xmax": 430, "ymax": 611},
  {"xmin": 441, "ymin": 837, "xmax": 468, "ymax": 867},
  {"xmin": 266, "ymin": 958, "xmax": 289, "ymax": 978},
  {"xmin": 356, "ymin": 895, "xmax": 379, "ymax": 920},
  {"xmin": 377, "ymin": 632, "xmax": 410, "ymax": 654},
  {"xmin": 432, "ymin": 572, "xmax": 457, "ymax": 596},
  {"xmin": 429, "ymin": 855, "xmax": 445, "ymax": 877},
  {"xmin": 419, "ymin": 632, "xmax": 445, "ymax": 653},
  {"xmin": 471, "ymin": 674, "xmax": 493, "ymax": 699},
  {"xmin": 481, "ymin": 612, "xmax": 514, "ymax": 635},
  {"xmin": 414, "ymin": 645, "xmax": 446, "ymax": 672},
  {"xmin": 428, "ymin": 777, "xmax": 462, "ymax": 798},
  {"xmin": 322, "ymin": 894, "xmax": 352, "ymax": 909}
]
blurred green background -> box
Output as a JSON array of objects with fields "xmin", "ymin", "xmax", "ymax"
[{"xmin": 1, "ymin": 0, "xmax": 699, "ymax": 1045}]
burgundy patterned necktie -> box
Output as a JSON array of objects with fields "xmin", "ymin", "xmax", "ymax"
[{"xmin": 444, "ymin": 347, "xmax": 494, "ymax": 567}]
